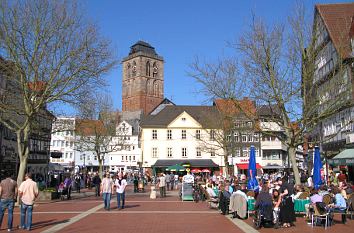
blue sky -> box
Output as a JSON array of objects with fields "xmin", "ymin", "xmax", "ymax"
[{"xmin": 83, "ymin": 0, "xmax": 352, "ymax": 111}]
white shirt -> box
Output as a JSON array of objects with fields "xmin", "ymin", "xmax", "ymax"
[
  {"xmin": 235, "ymin": 190, "xmax": 248, "ymax": 201},
  {"xmin": 115, "ymin": 178, "xmax": 127, "ymax": 193},
  {"xmin": 206, "ymin": 187, "xmax": 217, "ymax": 197},
  {"xmin": 101, "ymin": 177, "xmax": 113, "ymax": 193}
]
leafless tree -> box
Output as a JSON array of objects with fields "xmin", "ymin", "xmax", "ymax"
[
  {"xmin": 0, "ymin": 0, "xmax": 117, "ymax": 187},
  {"xmin": 189, "ymin": 3, "xmax": 351, "ymax": 184},
  {"xmin": 74, "ymin": 94, "xmax": 128, "ymax": 179}
]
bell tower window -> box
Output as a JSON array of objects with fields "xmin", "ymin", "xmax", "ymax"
[
  {"xmin": 126, "ymin": 63, "xmax": 131, "ymax": 79},
  {"xmin": 153, "ymin": 62, "xmax": 158, "ymax": 77},
  {"xmin": 132, "ymin": 61, "xmax": 137, "ymax": 77},
  {"xmin": 146, "ymin": 61, "xmax": 151, "ymax": 76}
]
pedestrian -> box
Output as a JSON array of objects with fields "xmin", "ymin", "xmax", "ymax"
[
  {"xmin": 63, "ymin": 176, "xmax": 72, "ymax": 199},
  {"xmin": 0, "ymin": 171, "xmax": 17, "ymax": 232},
  {"xmin": 133, "ymin": 174, "xmax": 138, "ymax": 193},
  {"xmin": 92, "ymin": 173, "xmax": 101, "ymax": 197},
  {"xmin": 101, "ymin": 173, "xmax": 114, "ymax": 211},
  {"xmin": 74, "ymin": 174, "xmax": 81, "ymax": 193},
  {"xmin": 157, "ymin": 173, "xmax": 166, "ymax": 198},
  {"xmin": 174, "ymin": 173, "xmax": 179, "ymax": 189},
  {"xmin": 170, "ymin": 173, "xmax": 175, "ymax": 190},
  {"xmin": 115, "ymin": 172, "xmax": 127, "ymax": 209},
  {"xmin": 18, "ymin": 173, "xmax": 39, "ymax": 231},
  {"xmin": 165, "ymin": 172, "xmax": 171, "ymax": 191}
]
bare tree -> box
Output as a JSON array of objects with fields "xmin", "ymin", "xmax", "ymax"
[
  {"xmin": 75, "ymin": 94, "xmax": 128, "ymax": 179},
  {"xmin": 189, "ymin": 4, "xmax": 351, "ymax": 184},
  {"xmin": 0, "ymin": 0, "xmax": 117, "ymax": 187}
]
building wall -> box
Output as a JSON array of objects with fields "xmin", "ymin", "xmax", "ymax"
[{"xmin": 122, "ymin": 53, "xmax": 164, "ymax": 114}]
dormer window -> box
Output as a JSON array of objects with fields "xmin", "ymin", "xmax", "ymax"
[{"xmin": 181, "ymin": 117, "xmax": 186, "ymax": 121}]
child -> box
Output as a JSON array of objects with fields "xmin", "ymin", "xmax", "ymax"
[{"xmin": 58, "ymin": 182, "xmax": 65, "ymax": 200}]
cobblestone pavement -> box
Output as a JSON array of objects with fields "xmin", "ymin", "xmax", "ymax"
[{"xmin": 1, "ymin": 186, "xmax": 353, "ymax": 233}]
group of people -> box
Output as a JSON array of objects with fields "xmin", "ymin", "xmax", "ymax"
[
  {"xmin": 201, "ymin": 169, "xmax": 353, "ymax": 229},
  {"xmin": 0, "ymin": 172, "xmax": 39, "ymax": 231},
  {"xmin": 155, "ymin": 172, "xmax": 179, "ymax": 198}
]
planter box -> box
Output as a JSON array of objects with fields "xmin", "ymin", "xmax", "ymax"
[{"xmin": 38, "ymin": 191, "xmax": 59, "ymax": 201}]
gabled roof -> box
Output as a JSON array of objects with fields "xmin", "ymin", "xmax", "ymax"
[
  {"xmin": 149, "ymin": 98, "xmax": 175, "ymax": 115},
  {"xmin": 316, "ymin": 3, "xmax": 354, "ymax": 58},
  {"xmin": 256, "ymin": 104, "xmax": 281, "ymax": 118},
  {"xmin": 75, "ymin": 119, "xmax": 105, "ymax": 136},
  {"xmin": 213, "ymin": 98, "xmax": 257, "ymax": 119},
  {"xmin": 140, "ymin": 105, "xmax": 221, "ymax": 128}
]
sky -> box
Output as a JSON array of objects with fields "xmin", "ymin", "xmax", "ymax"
[{"xmin": 82, "ymin": 0, "xmax": 352, "ymax": 111}]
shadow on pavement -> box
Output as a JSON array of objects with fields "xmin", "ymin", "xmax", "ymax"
[{"xmin": 29, "ymin": 219, "xmax": 69, "ymax": 230}]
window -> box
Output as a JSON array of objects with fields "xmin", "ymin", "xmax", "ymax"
[
  {"xmin": 248, "ymin": 134, "xmax": 253, "ymax": 142},
  {"xmin": 167, "ymin": 148, "xmax": 173, "ymax": 157},
  {"xmin": 153, "ymin": 62, "xmax": 158, "ymax": 77},
  {"xmin": 242, "ymin": 147, "xmax": 248, "ymax": 157},
  {"xmin": 182, "ymin": 130, "xmax": 186, "ymax": 139},
  {"xmin": 210, "ymin": 130, "xmax": 215, "ymax": 140},
  {"xmin": 152, "ymin": 130, "xmax": 157, "ymax": 139},
  {"xmin": 87, "ymin": 155, "xmax": 91, "ymax": 161},
  {"xmin": 70, "ymin": 142, "xmax": 74, "ymax": 148},
  {"xmin": 66, "ymin": 141, "xmax": 69, "ymax": 147},
  {"xmin": 167, "ymin": 130, "xmax": 172, "ymax": 140},
  {"xmin": 152, "ymin": 147, "xmax": 158, "ymax": 158},
  {"xmin": 181, "ymin": 117, "xmax": 186, "ymax": 121},
  {"xmin": 65, "ymin": 152, "xmax": 68, "ymax": 159},
  {"xmin": 242, "ymin": 134, "xmax": 247, "ymax": 142},
  {"xmin": 234, "ymin": 121, "xmax": 240, "ymax": 128},
  {"xmin": 70, "ymin": 152, "xmax": 73, "ymax": 159},
  {"xmin": 126, "ymin": 156, "xmax": 128, "ymax": 161},
  {"xmin": 254, "ymin": 133, "xmax": 259, "ymax": 142},
  {"xmin": 247, "ymin": 121, "xmax": 253, "ymax": 127},
  {"xmin": 210, "ymin": 149, "xmax": 215, "ymax": 157},
  {"xmin": 121, "ymin": 156, "xmax": 124, "ymax": 161},
  {"xmin": 182, "ymin": 148, "xmax": 187, "ymax": 157},
  {"xmin": 196, "ymin": 147, "xmax": 201, "ymax": 157},
  {"xmin": 196, "ymin": 130, "xmax": 201, "ymax": 139},
  {"xmin": 80, "ymin": 154, "xmax": 83, "ymax": 160},
  {"xmin": 146, "ymin": 61, "xmax": 151, "ymax": 76},
  {"xmin": 234, "ymin": 132, "xmax": 239, "ymax": 142},
  {"xmin": 94, "ymin": 156, "xmax": 97, "ymax": 160},
  {"xmin": 234, "ymin": 148, "xmax": 240, "ymax": 157},
  {"xmin": 133, "ymin": 156, "xmax": 135, "ymax": 161},
  {"xmin": 61, "ymin": 141, "xmax": 64, "ymax": 147}
]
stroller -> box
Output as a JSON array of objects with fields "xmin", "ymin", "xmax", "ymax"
[{"xmin": 253, "ymin": 202, "xmax": 279, "ymax": 229}]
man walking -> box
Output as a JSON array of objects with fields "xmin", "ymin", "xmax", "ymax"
[
  {"xmin": 0, "ymin": 171, "xmax": 17, "ymax": 232},
  {"xmin": 63, "ymin": 176, "xmax": 72, "ymax": 199},
  {"xmin": 165, "ymin": 172, "xmax": 171, "ymax": 191},
  {"xmin": 18, "ymin": 173, "xmax": 39, "ymax": 231},
  {"xmin": 157, "ymin": 173, "xmax": 166, "ymax": 198},
  {"xmin": 115, "ymin": 172, "xmax": 127, "ymax": 209},
  {"xmin": 92, "ymin": 173, "xmax": 101, "ymax": 197},
  {"xmin": 74, "ymin": 174, "xmax": 81, "ymax": 193},
  {"xmin": 170, "ymin": 173, "xmax": 175, "ymax": 191},
  {"xmin": 101, "ymin": 172, "xmax": 114, "ymax": 211}
]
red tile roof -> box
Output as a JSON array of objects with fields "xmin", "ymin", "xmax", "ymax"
[
  {"xmin": 213, "ymin": 98, "xmax": 257, "ymax": 118},
  {"xmin": 75, "ymin": 119, "xmax": 106, "ymax": 136},
  {"xmin": 316, "ymin": 3, "xmax": 354, "ymax": 59}
]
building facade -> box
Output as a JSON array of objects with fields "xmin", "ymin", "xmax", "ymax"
[
  {"xmin": 307, "ymin": 3, "xmax": 354, "ymax": 155},
  {"xmin": 140, "ymin": 105, "xmax": 223, "ymax": 172}
]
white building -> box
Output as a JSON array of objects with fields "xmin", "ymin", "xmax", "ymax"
[
  {"xmin": 50, "ymin": 117, "xmax": 77, "ymax": 172},
  {"xmin": 108, "ymin": 120, "xmax": 141, "ymax": 173},
  {"xmin": 140, "ymin": 105, "xmax": 223, "ymax": 173}
]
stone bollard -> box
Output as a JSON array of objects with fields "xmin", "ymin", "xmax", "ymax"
[{"xmin": 150, "ymin": 186, "xmax": 156, "ymax": 199}]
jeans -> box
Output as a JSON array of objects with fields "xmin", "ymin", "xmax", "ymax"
[
  {"xmin": 20, "ymin": 203, "xmax": 33, "ymax": 230},
  {"xmin": 0, "ymin": 199, "xmax": 14, "ymax": 230},
  {"xmin": 159, "ymin": 186, "xmax": 166, "ymax": 197},
  {"xmin": 103, "ymin": 193, "xmax": 111, "ymax": 210},
  {"xmin": 117, "ymin": 192, "xmax": 125, "ymax": 209},
  {"xmin": 95, "ymin": 184, "xmax": 100, "ymax": 196}
]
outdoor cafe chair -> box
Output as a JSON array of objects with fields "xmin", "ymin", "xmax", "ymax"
[
  {"xmin": 322, "ymin": 194, "xmax": 333, "ymax": 205},
  {"xmin": 311, "ymin": 205, "xmax": 330, "ymax": 229}
]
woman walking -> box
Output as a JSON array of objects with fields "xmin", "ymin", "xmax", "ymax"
[{"xmin": 115, "ymin": 172, "xmax": 127, "ymax": 209}]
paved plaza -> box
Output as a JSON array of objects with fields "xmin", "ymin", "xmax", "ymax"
[{"xmin": 0, "ymin": 185, "xmax": 353, "ymax": 233}]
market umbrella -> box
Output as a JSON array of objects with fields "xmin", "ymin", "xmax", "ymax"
[
  {"xmin": 201, "ymin": 168, "xmax": 211, "ymax": 173},
  {"xmin": 247, "ymin": 145, "xmax": 259, "ymax": 191},
  {"xmin": 166, "ymin": 164, "xmax": 185, "ymax": 172},
  {"xmin": 313, "ymin": 146, "xmax": 323, "ymax": 189},
  {"xmin": 191, "ymin": 168, "xmax": 202, "ymax": 173}
]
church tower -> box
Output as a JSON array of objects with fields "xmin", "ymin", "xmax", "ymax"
[{"xmin": 122, "ymin": 41, "xmax": 164, "ymax": 114}]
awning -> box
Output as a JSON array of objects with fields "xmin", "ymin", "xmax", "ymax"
[
  {"xmin": 328, "ymin": 149, "xmax": 354, "ymax": 165},
  {"xmin": 152, "ymin": 159, "xmax": 219, "ymax": 168},
  {"xmin": 48, "ymin": 163, "xmax": 64, "ymax": 171},
  {"xmin": 262, "ymin": 165, "xmax": 285, "ymax": 169},
  {"xmin": 236, "ymin": 163, "xmax": 262, "ymax": 170}
]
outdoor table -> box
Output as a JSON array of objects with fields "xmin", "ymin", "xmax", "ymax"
[
  {"xmin": 247, "ymin": 198, "xmax": 255, "ymax": 211},
  {"xmin": 294, "ymin": 199, "xmax": 310, "ymax": 213}
]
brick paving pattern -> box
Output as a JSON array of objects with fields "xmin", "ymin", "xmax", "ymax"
[{"xmin": 0, "ymin": 186, "xmax": 353, "ymax": 233}]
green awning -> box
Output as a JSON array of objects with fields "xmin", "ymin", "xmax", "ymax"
[{"xmin": 328, "ymin": 149, "xmax": 354, "ymax": 165}]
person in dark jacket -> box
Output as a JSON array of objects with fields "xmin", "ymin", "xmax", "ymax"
[{"xmin": 92, "ymin": 173, "xmax": 101, "ymax": 197}]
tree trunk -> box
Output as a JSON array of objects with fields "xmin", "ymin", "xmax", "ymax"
[
  {"xmin": 98, "ymin": 156, "xmax": 103, "ymax": 180},
  {"xmin": 223, "ymin": 155, "xmax": 229, "ymax": 178},
  {"xmin": 16, "ymin": 126, "xmax": 30, "ymax": 204},
  {"xmin": 289, "ymin": 146, "xmax": 300, "ymax": 185}
]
